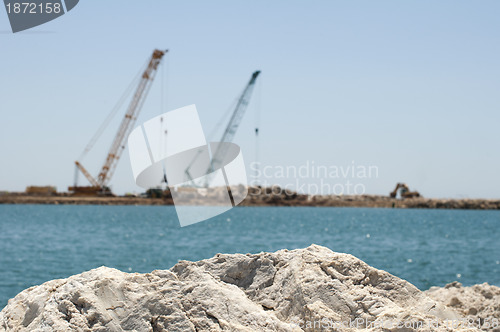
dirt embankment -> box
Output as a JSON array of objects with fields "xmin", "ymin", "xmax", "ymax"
[
  {"xmin": 1, "ymin": 189, "xmax": 499, "ymax": 209},
  {"xmin": 241, "ymin": 187, "xmax": 500, "ymax": 210},
  {"xmin": 0, "ymin": 193, "xmax": 172, "ymax": 206}
]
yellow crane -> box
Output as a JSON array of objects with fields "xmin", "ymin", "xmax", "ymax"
[{"xmin": 70, "ymin": 49, "xmax": 167, "ymax": 196}]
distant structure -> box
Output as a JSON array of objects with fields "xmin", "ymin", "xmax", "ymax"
[
  {"xmin": 26, "ymin": 186, "xmax": 56, "ymax": 196},
  {"xmin": 69, "ymin": 49, "xmax": 167, "ymax": 196},
  {"xmin": 390, "ymin": 183, "xmax": 421, "ymax": 199}
]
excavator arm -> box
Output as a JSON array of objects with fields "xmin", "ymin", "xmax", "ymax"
[{"xmin": 390, "ymin": 182, "xmax": 420, "ymax": 199}]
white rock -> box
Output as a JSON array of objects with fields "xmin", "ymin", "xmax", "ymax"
[
  {"xmin": 425, "ymin": 281, "xmax": 500, "ymax": 331},
  {"xmin": 0, "ymin": 245, "xmax": 476, "ymax": 331}
]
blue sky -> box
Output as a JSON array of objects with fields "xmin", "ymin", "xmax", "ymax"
[{"xmin": 0, "ymin": 1, "xmax": 499, "ymax": 198}]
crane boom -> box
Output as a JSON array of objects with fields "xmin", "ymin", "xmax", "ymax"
[
  {"xmin": 206, "ymin": 70, "xmax": 260, "ymax": 181},
  {"xmin": 219, "ymin": 71, "xmax": 260, "ymax": 145},
  {"xmin": 96, "ymin": 49, "xmax": 167, "ymax": 186},
  {"xmin": 75, "ymin": 161, "xmax": 99, "ymax": 187}
]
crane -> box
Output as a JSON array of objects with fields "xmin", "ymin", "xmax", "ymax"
[
  {"xmin": 185, "ymin": 70, "xmax": 260, "ymax": 186},
  {"xmin": 71, "ymin": 49, "xmax": 167, "ymax": 195}
]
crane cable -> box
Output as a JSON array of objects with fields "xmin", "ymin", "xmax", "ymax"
[
  {"xmin": 182, "ymin": 95, "xmax": 238, "ymax": 186},
  {"xmin": 159, "ymin": 55, "xmax": 170, "ymax": 186},
  {"xmin": 207, "ymin": 96, "xmax": 239, "ymax": 143},
  {"xmin": 184, "ymin": 72, "xmax": 259, "ymax": 187},
  {"xmin": 254, "ymin": 74, "xmax": 262, "ymax": 186}
]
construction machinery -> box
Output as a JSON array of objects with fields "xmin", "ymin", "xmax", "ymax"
[
  {"xmin": 390, "ymin": 183, "xmax": 421, "ymax": 199},
  {"xmin": 185, "ymin": 70, "xmax": 261, "ymax": 186},
  {"xmin": 26, "ymin": 186, "xmax": 57, "ymax": 196},
  {"xmin": 70, "ymin": 49, "xmax": 167, "ymax": 196}
]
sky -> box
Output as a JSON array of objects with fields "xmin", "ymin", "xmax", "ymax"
[{"xmin": 0, "ymin": 1, "xmax": 499, "ymax": 198}]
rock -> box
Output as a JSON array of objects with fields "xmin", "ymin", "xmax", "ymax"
[
  {"xmin": 0, "ymin": 245, "xmax": 477, "ymax": 331},
  {"xmin": 426, "ymin": 282, "xmax": 500, "ymax": 331}
]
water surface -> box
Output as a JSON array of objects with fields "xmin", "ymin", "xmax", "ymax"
[{"xmin": 0, "ymin": 205, "xmax": 499, "ymax": 309}]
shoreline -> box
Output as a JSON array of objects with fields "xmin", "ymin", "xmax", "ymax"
[{"xmin": 1, "ymin": 192, "xmax": 500, "ymax": 209}]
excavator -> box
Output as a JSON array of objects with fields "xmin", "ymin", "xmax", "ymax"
[{"xmin": 390, "ymin": 183, "xmax": 421, "ymax": 199}]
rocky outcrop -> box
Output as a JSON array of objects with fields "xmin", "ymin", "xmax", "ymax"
[
  {"xmin": 0, "ymin": 245, "xmax": 482, "ymax": 331},
  {"xmin": 426, "ymin": 281, "xmax": 500, "ymax": 331}
]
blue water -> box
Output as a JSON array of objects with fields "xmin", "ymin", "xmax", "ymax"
[{"xmin": 0, "ymin": 205, "xmax": 499, "ymax": 309}]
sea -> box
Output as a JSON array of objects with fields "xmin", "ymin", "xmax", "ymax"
[{"xmin": 0, "ymin": 205, "xmax": 499, "ymax": 309}]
